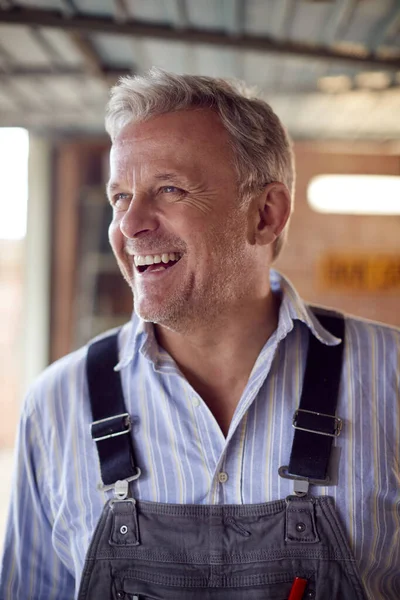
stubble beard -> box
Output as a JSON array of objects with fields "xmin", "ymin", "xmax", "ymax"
[{"xmin": 131, "ymin": 216, "xmax": 251, "ymax": 334}]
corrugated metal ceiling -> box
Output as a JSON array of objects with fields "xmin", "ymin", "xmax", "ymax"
[{"xmin": 0, "ymin": 0, "xmax": 399, "ymax": 139}]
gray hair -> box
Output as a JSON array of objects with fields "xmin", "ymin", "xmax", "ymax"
[{"xmin": 105, "ymin": 68, "xmax": 295, "ymax": 259}]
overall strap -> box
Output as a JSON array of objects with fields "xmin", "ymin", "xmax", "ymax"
[
  {"xmin": 86, "ymin": 310, "xmax": 344, "ymax": 492},
  {"xmin": 287, "ymin": 308, "xmax": 345, "ymax": 484},
  {"xmin": 86, "ymin": 331, "xmax": 139, "ymax": 488}
]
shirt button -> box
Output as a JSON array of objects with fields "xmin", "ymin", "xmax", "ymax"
[
  {"xmin": 218, "ymin": 472, "xmax": 229, "ymax": 483},
  {"xmin": 192, "ymin": 397, "xmax": 200, "ymax": 407}
]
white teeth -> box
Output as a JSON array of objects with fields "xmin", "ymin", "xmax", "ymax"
[{"xmin": 133, "ymin": 252, "xmax": 181, "ymax": 267}]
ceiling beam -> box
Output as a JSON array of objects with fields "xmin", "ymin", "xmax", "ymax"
[
  {"xmin": 112, "ymin": 0, "xmax": 130, "ymax": 23},
  {"xmin": 55, "ymin": 0, "xmax": 113, "ymax": 81},
  {"xmin": 29, "ymin": 27, "xmax": 65, "ymax": 65},
  {"xmin": 368, "ymin": 2, "xmax": 400, "ymax": 51},
  {"xmin": 276, "ymin": 0, "xmax": 297, "ymax": 39},
  {"xmin": 58, "ymin": 0, "xmax": 78, "ymax": 17},
  {"xmin": 222, "ymin": 0, "xmax": 245, "ymax": 36},
  {"xmin": 163, "ymin": 0, "xmax": 189, "ymax": 29},
  {"xmin": 0, "ymin": 65, "xmax": 131, "ymax": 78},
  {"xmin": 0, "ymin": 41, "xmax": 34, "ymax": 109},
  {"xmin": 1, "ymin": 6, "xmax": 400, "ymax": 70},
  {"xmin": 173, "ymin": 0, "xmax": 189, "ymax": 29},
  {"xmin": 68, "ymin": 32, "xmax": 108, "ymax": 80},
  {"xmin": 322, "ymin": 0, "xmax": 358, "ymax": 45}
]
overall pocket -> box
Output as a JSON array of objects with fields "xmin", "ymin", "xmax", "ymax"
[{"xmin": 115, "ymin": 570, "xmax": 316, "ymax": 600}]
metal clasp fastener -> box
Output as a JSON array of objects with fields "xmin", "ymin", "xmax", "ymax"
[
  {"xmin": 278, "ymin": 466, "xmax": 330, "ymax": 497},
  {"xmin": 91, "ymin": 412, "xmax": 131, "ymax": 442},
  {"xmin": 97, "ymin": 468, "xmax": 141, "ymax": 500},
  {"xmin": 292, "ymin": 409, "xmax": 342, "ymax": 437}
]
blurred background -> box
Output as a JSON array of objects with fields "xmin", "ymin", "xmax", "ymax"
[{"xmin": 1, "ymin": 0, "xmax": 400, "ymax": 549}]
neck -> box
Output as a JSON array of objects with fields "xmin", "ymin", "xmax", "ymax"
[
  {"xmin": 156, "ymin": 290, "xmax": 279, "ymax": 363},
  {"xmin": 154, "ymin": 287, "xmax": 280, "ymax": 434}
]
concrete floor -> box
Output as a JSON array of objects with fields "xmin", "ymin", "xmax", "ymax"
[{"xmin": 0, "ymin": 449, "xmax": 15, "ymax": 557}]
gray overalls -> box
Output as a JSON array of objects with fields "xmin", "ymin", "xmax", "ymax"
[{"xmin": 78, "ymin": 310, "xmax": 369, "ymax": 600}]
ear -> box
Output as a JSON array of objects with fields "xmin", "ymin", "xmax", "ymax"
[{"xmin": 252, "ymin": 182, "xmax": 291, "ymax": 246}]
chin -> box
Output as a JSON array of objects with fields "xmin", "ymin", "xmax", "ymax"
[
  {"xmin": 136, "ymin": 302, "xmax": 188, "ymax": 332},
  {"xmin": 135, "ymin": 299, "xmax": 173, "ymax": 323}
]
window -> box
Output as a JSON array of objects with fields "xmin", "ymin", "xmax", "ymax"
[
  {"xmin": 307, "ymin": 175, "xmax": 400, "ymax": 215},
  {"xmin": 0, "ymin": 128, "xmax": 29, "ymax": 240}
]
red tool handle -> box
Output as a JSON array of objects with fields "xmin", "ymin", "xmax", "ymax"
[{"xmin": 288, "ymin": 577, "xmax": 308, "ymax": 600}]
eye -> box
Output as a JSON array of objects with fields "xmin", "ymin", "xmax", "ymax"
[
  {"xmin": 160, "ymin": 185, "xmax": 183, "ymax": 194},
  {"xmin": 158, "ymin": 185, "xmax": 186, "ymax": 202},
  {"xmin": 112, "ymin": 193, "xmax": 131, "ymax": 208}
]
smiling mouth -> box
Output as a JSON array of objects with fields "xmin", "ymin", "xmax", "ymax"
[{"xmin": 134, "ymin": 252, "xmax": 183, "ymax": 274}]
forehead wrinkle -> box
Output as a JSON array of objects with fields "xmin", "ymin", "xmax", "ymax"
[
  {"xmin": 153, "ymin": 171, "xmax": 185, "ymax": 182},
  {"xmin": 109, "ymin": 152, "xmax": 152, "ymax": 191},
  {"xmin": 112, "ymin": 147, "xmax": 207, "ymax": 189},
  {"xmin": 114, "ymin": 120, "xmax": 231, "ymax": 166},
  {"xmin": 111, "ymin": 113, "xmax": 237, "ymax": 192}
]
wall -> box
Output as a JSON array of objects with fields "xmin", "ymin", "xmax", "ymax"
[{"xmin": 275, "ymin": 142, "xmax": 400, "ymax": 327}]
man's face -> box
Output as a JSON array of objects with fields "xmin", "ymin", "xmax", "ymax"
[{"xmin": 108, "ymin": 109, "xmax": 258, "ymax": 330}]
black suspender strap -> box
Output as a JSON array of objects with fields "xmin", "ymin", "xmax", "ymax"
[
  {"xmin": 287, "ymin": 308, "xmax": 345, "ymax": 483},
  {"xmin": 86, "ymin": 309, "xmax": 344, "ymax": 491},
  {"xmin": 86, "ymin": 332, "xmax": 139, "ymax": 487}
]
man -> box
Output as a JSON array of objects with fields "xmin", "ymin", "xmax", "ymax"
[{"xmin": 1, "ymin": 69, "xmax": 399, "ymax": 599}]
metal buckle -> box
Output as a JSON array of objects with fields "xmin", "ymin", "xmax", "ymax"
[
  {"xmin": 279, "ymin": 465, "xmax": 330, "ymax": 486},
  {"xmin": 292, "ymin": 409, "xmax": 342, "ymax": 437},
  {"xmin": 278, "ymin": 465, "xmax": 330, "ymax": 497},
  {"xmin": 98, "ymin": 468, "xmax": 142, "ymax": 499},
  {"xmin": 91, "ymin": 412, "xmax": 131, "ymax": 442}
]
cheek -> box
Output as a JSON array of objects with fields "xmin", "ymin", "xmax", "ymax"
[
  {"xmin": 108, "ymin": 219, "xmax": 124, "ymax": 255},
  {"xmin": 169, "ymin": 203, "xmax": 213, "ymax": 236}
]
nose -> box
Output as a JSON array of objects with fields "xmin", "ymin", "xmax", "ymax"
[{"xmin": 119, "ymin": 192, "xmax": 159, "ymax": 239}]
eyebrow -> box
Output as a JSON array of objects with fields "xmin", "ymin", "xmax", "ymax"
[
  {"xmin": 153, "ymin": 172, "xmax": 186, "ymax": 183},
  {"xmin": 106, "ymin": 172, "xmax": 188, "ymax": 196},
  {"xmin": 106, "ymin": 181, "xmax": 119, "ymax": 196}
]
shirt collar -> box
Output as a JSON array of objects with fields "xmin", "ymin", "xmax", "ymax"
[
  {"xmin": 114, "ymin": 311, "xmax": 159, "ymax": 371},
  {"xmin": 115, "ymin": 269, "xmax": 341, "ymax": 371},
  {"xmin": 270, "ymin": 269, "xmax": 341, "ymax": 347}
]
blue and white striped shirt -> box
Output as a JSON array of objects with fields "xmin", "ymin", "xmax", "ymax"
[{"xmin": 1, "ymin": 270, "xmax": 399, "ymax": 599}]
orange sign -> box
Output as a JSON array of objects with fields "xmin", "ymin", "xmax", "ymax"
[{"xmin": 318, "ymin": 254, "xmax": 400, "ymax": 292}]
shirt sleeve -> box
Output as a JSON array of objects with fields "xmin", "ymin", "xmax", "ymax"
[{"xmin": 0, "ymin": 395, "xmax": 75, "ymax": 599}]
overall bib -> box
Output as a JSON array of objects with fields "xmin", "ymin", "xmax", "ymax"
[{"xmin": 77, "ymin": 310, "xmax": 369, "ymax": 600}]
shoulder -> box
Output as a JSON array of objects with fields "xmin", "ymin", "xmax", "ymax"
[
  {"xmin": 338, "ymin": 313, "xmax": 400, "ymax": 391},
  {"xmin": 342, "ymin": 312, "xmax": 400, "ymax": 351},
  {"xmin": 311, "ymin": 303, "xmax": 400, "ymax": 346},
  {"xmin": 23, "ymin": 324, "xmax": 129, "ymax": 422},
  {"xmin": 309, "ymin": 305, "xmax": 400, "ymax": 380}
]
